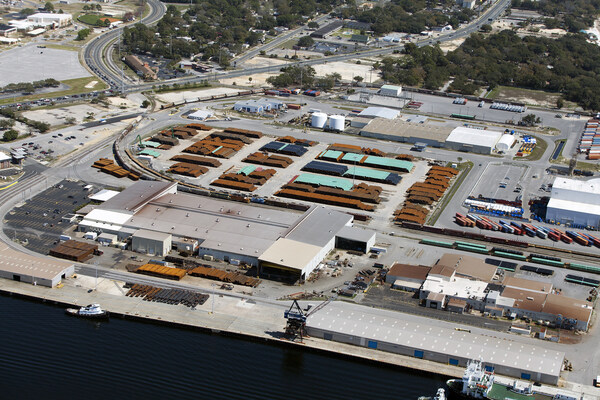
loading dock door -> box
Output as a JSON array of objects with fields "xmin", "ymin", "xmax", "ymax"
[
  {"xmin": 521, "ymin": 373, "xmax": 531, "ymax": 380},
  {"xmin": 449, "ymin": 358, "xmax": 459, "ymax": 366},
  {"xmin": 368, "ymin": 340, "xmax": 378, "ymax": 349},
  {"xmin": 414, "ymin": 350, "xmax": 424, "ymax": 358}
]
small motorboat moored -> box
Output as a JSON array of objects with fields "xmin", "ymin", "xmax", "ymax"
[{"xmin": 65, "ymin": 304, "xmax": 109, "ymax": 319}]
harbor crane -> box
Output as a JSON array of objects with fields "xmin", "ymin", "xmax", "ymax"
[{"xmin": 283, "ymin": 295, "xmax": 336, "ymax": 342}]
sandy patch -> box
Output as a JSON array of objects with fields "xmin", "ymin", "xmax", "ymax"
[
  {"xmin": 22, "ymin": 104, "xmax": 103, "ymax": 126},
  {"xmin": 243, "ymin": 57, "xmax": 289, "ymax": 68},
  {"xmin": 85, "ymin": 80, "xmax": 99, "ymax": 89},
  {"xmin": 312, "ymin": 61, "xmax": 374, "ymax": 81},
  {"xmin": 106, "ymin": 96, "xmax": 140, "ymax": 110},
  {"xmin": 156, "ymin": 87, "xmax": 242, "ymax": 103},
  {"xmin": 438, "ymin": 37, "xmax": 467, "ymax": 54}
]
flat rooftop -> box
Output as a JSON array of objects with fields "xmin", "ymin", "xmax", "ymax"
[
  {"xmin": 0, "ymin": 243, "xmax": 73, "ymax": 281},
  {"xmin": 307, "ymin": 302, "xmax": 564, "ymax": 379},
  {"xmin": 360, "ymin": 118, "xmax": 452, "ymax": 142},
  {"xmin": 99, "ymin": 181, "xmax": 176, "ymax": 213}
]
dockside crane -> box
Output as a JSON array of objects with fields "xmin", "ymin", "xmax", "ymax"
[{"xmin": 283, "ymin": 295, "xmax": 336, "ymax": 342}]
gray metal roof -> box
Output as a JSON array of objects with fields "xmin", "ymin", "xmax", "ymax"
[
  {"xmin": 336, "ymin": 225, "xmax": 376, "ymax": 243},
  {"xmin": 133, "ymin": 229, "xmax": 172, "ymax": 241},
  {"xmin": 99, "ymin": 181, "xmax": 176, "ymax": 213},
  {"xmin": 285, "ymin": 206, "xmax": 353, "ymax": 247},
  {"xmin": 307, "ymin": 302, "xmax": 564, "ymax": 378},
  {"xmin": 128, "ymin": 193, "xmax": 300, "ymax": 257}
]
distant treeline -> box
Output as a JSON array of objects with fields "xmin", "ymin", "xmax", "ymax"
[
  {"xmin": 1, "ymin": 79, "xmax": 60, "ymax": 94},
  {"xmin": 379, "ymin": 30, "xmax": 600, "ymax": 110},
  {"xmin": 512, "ymin": 0, "xmax": 600, "ymax": 33}
]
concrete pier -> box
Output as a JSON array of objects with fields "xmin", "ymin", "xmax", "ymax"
[{"xmin": 1, "ymin": 278, "xmax": 599, "ymax": 399}]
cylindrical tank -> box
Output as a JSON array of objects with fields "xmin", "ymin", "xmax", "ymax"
[
  {"xmin": 311, "ymin": 112, "xmax": 327, "ymax": 128},
  {"xmin": 328, "ymin": 115, "xmax": 345, "ymax": 131},
  {"xmin": 496, "ymin": 134, "xmax": 515, "ymax": 152}
]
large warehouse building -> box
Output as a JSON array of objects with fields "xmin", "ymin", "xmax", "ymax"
[
  {"xmin": 546, "ymin": 177, "xmax": 600, "ymax": 228},
  {"xmin": 359, "ymin": 118, "xmax": 452, "ymax": 147},
  {"xmin": 306, "ymin": 302, "xmax": 564, "ymax": 384},
  {"xmin": 0, "ymin": 243, "xmax": 74, "ymax": 287},
  {"xmin": 79, "ymin": 181, "xmax": 375, "ymax": 280},
  {"xmin": 445, "ymin": 127, "xmax": 503, "ymax": 154}
]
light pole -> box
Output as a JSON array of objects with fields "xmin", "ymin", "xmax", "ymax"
[{"xmin": 210, "ymin": 283, "xmax": 216, "ymax": 314}]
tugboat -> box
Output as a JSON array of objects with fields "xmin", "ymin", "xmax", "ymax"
[
  {"xmin": 446, "ymin": 359, "xmax": 553, "ymax": 400},
  {"xmin": 65, "ymin": 304, "xmax": 109, "ymax": 319},
  {"xmin": 419, "ymin": 388, "xmax": 446, "ymax": 400}
]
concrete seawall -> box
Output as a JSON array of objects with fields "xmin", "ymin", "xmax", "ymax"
[{"xmin": 1, "ymin": 278, "xmax": 599, "ymax": 399}]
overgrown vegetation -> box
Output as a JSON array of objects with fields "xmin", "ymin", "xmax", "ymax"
[
  {"xmin": 512, "ymin": 0, "xmax": 600, "ymax": 33},
  {"xmin": 338, "ymin": 0, "xmax": 475, "ymax": 35},
  {"xmin": 0, "ymin": 108, "xmax": 50, "ymax": 133},
  {"xmin": 379, "ymin": 30, "xmax": 600, "ymax": 110},
  {"xmin": 0, "ymin": 79, "xmax": 60, "ymax": 94},
  {"xmin": 122, "ymin": 0, "xmax": 342, "ymax": 67}
]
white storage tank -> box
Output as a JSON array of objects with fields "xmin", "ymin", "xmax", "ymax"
[
  {"xmin": 496, "ymin": 134, "xmax": 515, "ymax": 152},
  {"xmin": 328, "ymin": 115, "xmax": 345, "ymax": 131},
  {"xmin": 311, "ymin": 112, "xmax": 328, "ymax": 128}
]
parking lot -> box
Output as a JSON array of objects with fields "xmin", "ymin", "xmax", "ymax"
[
  {"xmin": 0, "ymin": 45, "xmax": 91, "ymax": 86},
  {"xmin": 471, "ymin": 162, "xmax": 529, "ymax": 200},
  {"xmin": 3, "ymin": 180, "xmax": 91, "ymax": 254}
]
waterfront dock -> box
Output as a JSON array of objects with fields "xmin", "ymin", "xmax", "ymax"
[{"xmin": 1, "ymin": 277, "xmax": 599, "ymax": 400}]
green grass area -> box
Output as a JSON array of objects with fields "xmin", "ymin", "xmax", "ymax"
[
  {"xmin": 575, "ymin": 161, "xmax": 600, "ymax": 172},
  {"xmin": 78, "ymin": 14, "xmax": 111, "ymax": 26},
  {"xmin": 45, "ymin": 44, "xmax": 79, "ymax": 51},
  {"xmin": 427, "ymin": 161, "xmax": 473, "ymax": 226},
  {"xmin": 0, "ymin": 77, "xmax": 107, "ymax": 106},
  {"xmin": 515, "ymin": 135, "xmax": 547, "ymax": 161}
]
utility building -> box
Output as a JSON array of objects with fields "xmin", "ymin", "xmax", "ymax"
[
  {"xmin": 132, "ymin": 229, "xmax": 172, "ymax": 256},
  {"xmin": 546, "ymin": 177, "xmax": 600, "ymax": 228}
]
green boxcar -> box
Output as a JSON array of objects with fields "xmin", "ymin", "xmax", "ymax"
[
  {"xmin": 456, "ymin": 243, "xmax": 489, "ymax": 254},
  {"xmin": 531, "ymin": 257, "xmax": 564, "ymax": 267},
  {"xmin": 493, "ymin": 251, "xmax": 527, "ymax": 261},
  {"xmin": 420, "ymin": 239, "xmax": 454, "ymax": 248},
  {"xmin": 565, "ymin": 277, "xmax": 598, "ymax": 287},
  {"xmin": 568, "ymin": 263, "xmax": 600, "ymax": 275},
  {"xmin": 454, "ymin": 241, "xmax": 487, "ymax": 250},
  {"xmin": 497, "ymin": 265, "xmax": 516, "ymax": 272}
]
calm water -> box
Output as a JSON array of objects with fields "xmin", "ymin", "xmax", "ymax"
[{"xmin": 0, "ymin": 295, "xmax": 448, "ymax": 400}]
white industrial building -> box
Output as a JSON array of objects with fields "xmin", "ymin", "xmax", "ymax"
[
  {"xmin": 445, "ymin": 126, "xmax": 503, "ymax": 154},
  {"xmin": 495, "ymin": 134, "xmax": 516, "ymax": 153},
  {"xmin": 357, "ymin": 106, "xmax": 400, "ymax": 120},
  {"xmin": 233, "ymin": 99, "xmax": 284, "ymax": 113},
  {"xmin": 131, "ymin": 229, "xmax": 172, "ymax": 256},
  {"xmin": 306, "ymin": 301, "xmax": 564, "ymax": 384},
  {"xmin": 26, "ymin": 13, "xmax": 72, "ymax": 28},
  {"xmin": 78, "ymin": 181, "xmax": 375, "ymax": 280},
  {"xmin": 378, "ymin": 85, "xmax": 402, "ymax": 97},
  {"xmin": 187, "ymin": 109, "xmax": 213, "ymax": 121},
  {"xmin": 546, "ymin": 177, "xmax": 600, "ymax": 228}
]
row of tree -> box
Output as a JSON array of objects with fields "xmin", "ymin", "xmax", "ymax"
[
  {"xmin": 0, "ymin": 79, "xmax": 60, "ymax": 94},
  {"xmin": 511, "ymin": 0, "xmax": 600, "ymax": 33},
  {"xmin": 378, "ymin": 30, "xmax": 600, "ymax": 110}
]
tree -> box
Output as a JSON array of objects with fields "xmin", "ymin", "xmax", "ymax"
[
  {"xmin": 297, "ymin": 35, "xmax": 314, "ymax": 48},
  {"xmin": 141, "ymin": 99, "xmax": 151, "ymax": 108},
  {"xmin": 123, "ymin": 12, "xmax": 134, "ymax": 22},
  {"xmin": 77, "ymin": 28, "xmax": 90, "ymax": 41},
  {"xmin": 2, "ymin": 129, "xmax": 18, "ymax": 142},
  {"xmin": 521, "ymin": 113, "xmax": 541, "ymax": 126},
  {"xmin": 65, "ymin": 117, "xmax": 76, "ymax": 125},
  {"xmin": 96, "ymin": 4, "xmax": 102, "ymax": 11},
  {"xmin": 83, "ymin": 4, "xmax": 89, "ymax": 11},
  {"xmin": 556, "ymin": 97, "xmax": 564, "ymax": 109},
  {"xmin": 307, "ymin": 21, "xmax": 319, "ymax": 29},
  {"xmin": 480, "ymin": 24, "xmax": 492, "ymax": 32},
  {"xmin": 19, "ymin": 8, "xmax": 35, "ymax": 16},
  {"xmin": 0, "ymin": 119, "xmax": 15, "ymax": 130},
  {"xmin": 44, "ymin": 1, "xmax": 54, "ymax": 12},
  {"xmin": 353, "ymin": 76, "xmax": 363, "ymax": 85},
  {"xmin": 58, "ymin": 9, "xmax": 63, "ymax": 14}
]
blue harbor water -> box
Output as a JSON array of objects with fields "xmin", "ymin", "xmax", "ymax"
[{"xmin": 0, "ymin": 295, "xmax": 448, "ymax": 399}]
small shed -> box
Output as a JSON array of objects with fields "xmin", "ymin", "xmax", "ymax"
[
  {"xmin": 132, "ymin": 229, "xmax": 172, "ymax": 257},
  {"xmin": 97, "ymin": 232, "xmax": 118, "ymax": 246},
  {"xmin": 379, "ymin": 85, "xmax": 402, "ymax": 97}
]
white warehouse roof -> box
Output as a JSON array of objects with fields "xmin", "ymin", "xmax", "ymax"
[
  {"xmin": 89, "ymin": 189, "xmax": 120, "ymax": 202},
  {"xmin": 446, "ymin": 127, "xmax": 503, "ymax": 149},
  {"xmin": 357, "ymin": 107, "xmax": 400, "ymax": 120},
  {"xmin": 307, "ymin": 301, "xmax": 564, "ymax": 378},
  {"xmin": 552, "ymin": 177, "xmax": 600, "ymax": 196}
]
